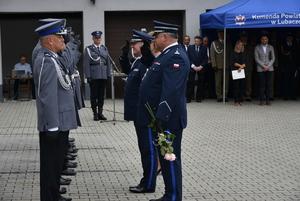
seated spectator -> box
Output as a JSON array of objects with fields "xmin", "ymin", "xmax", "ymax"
[{"xmin": 13, "ymin": 55, "xmax": 35, "ymax": 100}]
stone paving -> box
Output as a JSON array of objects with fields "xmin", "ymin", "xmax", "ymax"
[{"xmin": 0, "ymin": 98, "xmax": 299, "ymax": 201}]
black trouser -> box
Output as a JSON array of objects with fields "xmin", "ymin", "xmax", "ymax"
[
  {"xmin": 283, "ymin": 69, "xmax": 297, "ymax": 98},
  {"xmin": 233, "ymin": 78, "xmax": 246, "ymax": 103},
  {"xmin": 157, "ymin": 128, "xmax": 183, "ymax": 201},
  {"xmin": 39, "ymin": 131, "xmax": 69, "ymax": 201},
  {"xmin": 89, "ymin": 79, "xmax": 107, "ymax": 109},
  {"xmin": 134, "ymin": 123, "xmax": 158, "ymax": 190},
  {"xmin": 14, "ymin": 79, "xmax": 35, "ymax": 99},
  {"xmin": 258, "ymin": 71, "xmax": 273, "ymax": 101},
  {"xmin": 204, "ymin": 66, "xmax": 216, "ymax": 98},
  {"xmin": 186, "ymin": 71, "xmax": 205, "ymax": 100}
]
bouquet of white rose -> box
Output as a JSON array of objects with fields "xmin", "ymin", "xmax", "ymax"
[{"xmin": 145, "ymin": 102, "xmax": 176, "ymax": 161}]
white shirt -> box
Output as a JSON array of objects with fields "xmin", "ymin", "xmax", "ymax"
[{"xmin": 261, "ymin": 44, "xmax": 267, "ymax": 54}]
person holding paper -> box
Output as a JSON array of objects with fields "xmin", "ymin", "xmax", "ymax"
[{"xmin": 230, "ymin": 40, "xmax": 247, "ymax": 106}]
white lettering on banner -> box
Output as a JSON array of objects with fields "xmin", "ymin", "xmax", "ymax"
[
  {"xmin": 235, "ymin": 13, "xmax": 300, "ymax": 26},
  {"xmin": 281, "ymin": 13, "xmax": 300, "ymax": 19},
  {"xmin": 252, "ymin": 14, "xmax": 279, "ymax": 19},
  {"xmin": 278, "ymin": 19, "xmax": 300, "ymax": 24}
]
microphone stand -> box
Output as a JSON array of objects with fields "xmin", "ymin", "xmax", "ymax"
[{"xmin": 101, "ymin": 48, "xmax": 125, "ymax": 125}]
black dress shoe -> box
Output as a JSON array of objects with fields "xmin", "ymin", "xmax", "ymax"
[
  {"xmin": 129, "ymin": 186, "xmax": 155, "ymax": 193},
  {"xmin": 66, "ymin": 162, "xmax": 77, "ymax": 168},
  {"xmin": 291, "ymin": 97, "xmax": 298, "ymax": 100},
  {"xmin": 68, "ymin": 142, "xmax": 75, "ymax": 147},
  {"xmin": 65, "ymin": 154, "xmax": 76, "ymax": 160},
  {"xmin": 129, "ymin": 184, "xmax": 140, "ymax": 189},
  {"xmin": 93, "ymin": 114, "xmax": 99, "ymax": 121},
  {"xmin": 217, "ymin": 98, "xmax": 222, "ymax": 102},
  {"xmin": 98, "ymin": 114, "xmax": 107, "ymax": 120},
  {"xmin": 58, "ymin": 195, "xmax": 72, "ymax": 201},
  {"xmin": 68, "ymin": 153, "xmax": 77, "ymax": 158},
  {"xmin": 61, "ymin": 177, "xmax": 72, "ymax": 182},
  {"xmin": 68, "ymin": 137, "xmax": 75, "ymax": 142},
  {"xmin": 68, "ymin": 148, "xmax": 78, "ymax": 153},
  {"xmin": 61, "ymin": 168, "xmax": 76, "ymax": 176},
  {"xmin": 66, "ymin": 161, "xmax": 77, "ymax": 166},
  {"xmin": 60, "ymin": 178, "xmax": 71, "ymax": 185},
  {"xmin": 196, "ymin": 99, "xmax": 202, "ymax": 102},
  {"xmin": 186, "ymin": 98, "xmax": 191, "ymax": 103},
  {"xmin": 149, "ymin": 197, "xmax": 163, "ymax": 201},
  {"xmin": 157, "ymin": 168, "xmax": 162, "ymax": 175},
  {"xmin": 59, "ymin": 187, "xmax": 67, "ymax": 194},
  {"xmin": 225, "ymin": 98, "xmax": 229, "ymax": 102}
]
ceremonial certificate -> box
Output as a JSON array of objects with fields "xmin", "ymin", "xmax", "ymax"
[{"xmin": 232, "ymin": 69, "xmax": 245, "ymax": 80}]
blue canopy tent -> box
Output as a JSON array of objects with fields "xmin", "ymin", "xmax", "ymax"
[
  {"xmin": 199, "ymin": 0, "xmax": 300, "ymax": 103},
  {"xmin": 200, "ymin": 0, "xmax": 300, "ymax": 29}
]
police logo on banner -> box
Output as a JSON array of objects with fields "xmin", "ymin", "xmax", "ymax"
[{"xmin": 235, "ymin": 15, "xmax": 246, "ymax": 26}]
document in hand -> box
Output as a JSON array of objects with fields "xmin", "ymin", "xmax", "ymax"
[{"xmin": 232, "ymin": 69, "xmax": 245, "ymax": 80}]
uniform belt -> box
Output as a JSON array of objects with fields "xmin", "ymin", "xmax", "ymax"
[{"xmin": 91, "ymin": 62, "xmax": 107, "ymax": 66}]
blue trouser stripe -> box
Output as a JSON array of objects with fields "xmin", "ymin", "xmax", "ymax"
[
  {"xmin": 147, "ymin": 127, "xmax": 155, "ymax": 189},
  {"xmin": 170, "ymin": 161, "xmax": 176, "ymax": 201},
  {"xmin": 166, "ymin": 129, "xmax": 177, "ymax": 201}
]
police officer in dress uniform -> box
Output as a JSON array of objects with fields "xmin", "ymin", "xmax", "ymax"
[
  {"xmin": 83, "ymin": 31, "xmax": 111, "ymax": 121},
  {"xmin": 137, "ymin": 20, "xmax": 189, "ymax": 201},
  {"xmin": 34, "ymin": 20, "xmax": 80, "ymax": 201},
  {"xmin": 118, "ymin": 30, "xmax": 157, "ymax": 193}
]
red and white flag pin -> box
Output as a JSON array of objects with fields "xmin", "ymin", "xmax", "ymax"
[{"xmin": 173, "ymin": 64, "xmax": 179, "ymax": 68}]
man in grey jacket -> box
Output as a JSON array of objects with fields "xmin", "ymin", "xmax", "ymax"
[
  {"xmin": 254, "ymin": 31, "xmax": 275, "ymax": 106},
  {"xmin": 34, "ymin": 19, "xmax": 79, "ymax": 201}
]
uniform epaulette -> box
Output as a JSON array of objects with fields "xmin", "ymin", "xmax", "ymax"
[{"xmin": 44, "ymin": 52, "xmax": 51, "ymax": 57}]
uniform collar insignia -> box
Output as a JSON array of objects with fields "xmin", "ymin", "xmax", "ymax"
[{"xmin": 174, "ymin": 48, "xmax": 180, "ymax": 54}]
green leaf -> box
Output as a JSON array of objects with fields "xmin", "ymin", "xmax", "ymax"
[{"xmin": 160, "ymin": 148, "xmax": 166, "ymax": 156}]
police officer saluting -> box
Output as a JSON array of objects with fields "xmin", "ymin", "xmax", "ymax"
[
  {"xmin": 83, "ymin": 31, "xmax": 111, "ymax": 121},
  {"xmin": 34, "ymin": 19, "xmax": 79, "ymax": 201},
  {"xmin": 138, "ymin": 20, "xmax": 190, "ymax": 201},
  {"xmin": 119, "ymin": 30, "xmax": 158, "ymax": 194}
]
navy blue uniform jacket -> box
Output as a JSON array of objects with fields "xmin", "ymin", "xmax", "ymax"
[
  {"xmin": 137, "ymin": 44, "xmax": 190, "ymax": 129},
  {"xmin": 119, "ymin": 56, "xmax": 147, "ymax": 121},
  {"xmin": 187, "ymin": 44, "xmax": 208, "ymax": 73}
]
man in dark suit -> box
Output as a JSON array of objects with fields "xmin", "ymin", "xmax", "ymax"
[
  {"xmin": 34, "ymin": 19, "xmax": 79, "ymax": 201},
  {"xmin": 181, "ymin": 35, "xmax": 190, "ymax": 52},
  {"xmin": 138, "ymin": 20, "xmax": 189, "ymax": 201},
  {"xmin": 280, "ymin": 32, "xmax": 300, "ymax": 100},
  {"xmin": 186, "ymin": 36, "xmax": 208, "ymax": 103}
]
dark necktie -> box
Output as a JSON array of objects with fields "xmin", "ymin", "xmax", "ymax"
[{"xmin": 97, "ymin": 46, "xmax": 100, "ymax": 51}]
